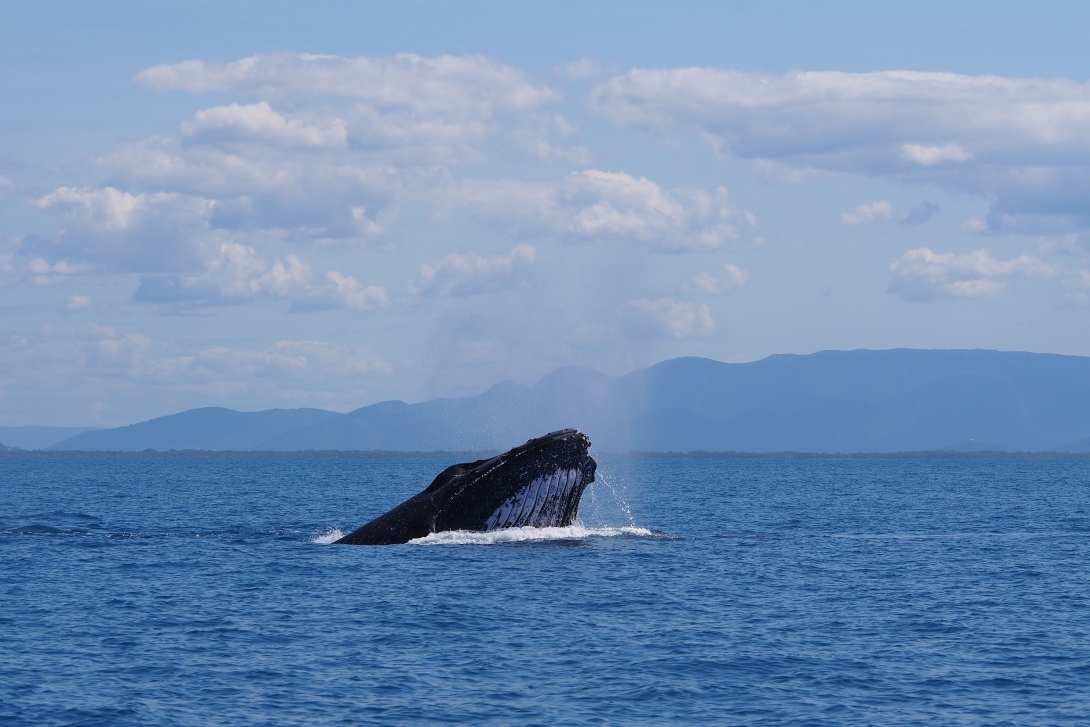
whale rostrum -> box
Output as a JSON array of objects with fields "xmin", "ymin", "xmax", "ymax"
[{"xmin": 335, "ymin": 429, "xmax": 597, "ymax": 545}]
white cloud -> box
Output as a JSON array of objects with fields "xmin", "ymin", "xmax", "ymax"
[
  {"xmin": 900, "ymin": 143, "xmax": 973, "ymax": 166},
  {"xmin": 840, "ymin": 200, "xmax": 893, "ymax": 226},
  {"xmin": 38, "ymin": 186, "xmax": 158, "ymax": 232},
  {"xmin": 412, "ymin": 244, "xmax": 536, "ymax": 297},
  {"xmin": 889, "ymin": 247, "xmax": 1055, "ymax": 301},
  {"xmin": 2, "ymin": 323, "xmax": 392, "ymax": 394},
  {"xmin": 750, "ymin": 159, "xmax": 828, "ymax": 185},
  {"xmin": 27, "ymin": 258, "xmax": 90, "ymax": 286},
  {"xmin": 195, "ymin": 339, "xmax": 393, "ymax": 380},
  {"xmin": 555, "ymin": 58, "xmax": 609, "ymax": 81},
  {"xmin": 447, "ymin": 171, "xmax": 754, "ymax": 251},
  {"xmin": 840, "ymin": 199, "xmax": 940, "ymax": 227},
  {"xmin": 136, "ymin": 53, "xmax": 560, "ymax": 115},
  {"xmin": 133, "ymin": 242, "xmax": 387, "ymax": 312},
  {"xmin": 0, "ymin": 175, "xmax": 14, "ymax": 203},
  {"xmin": 33, "ymin": 186, "xmax": 212, "ymax": 273},
  {"xmin": 181, "ymin": 102, "xmax": 347, "ymax": 149},
  {"xmin": 66, "ymin": 294, "xmax": 92, "ymax": 311},
  {"xmin": 321, "ymin": 271, "xmax": 389, "ymax": 310},
  {"xmin": 684, "ymin": 264, "xmax": 748, "ymax": 294},
  {"xmin": 16, "ymin": 53, "xmax": 591, "ymax": 322},
  {"xmin": 97, "ymin": 139, "xmax": 403, "ymax": 246},
  {"xmin": 66, "ymin": 53, "xmax": 582, "ymax": 267},
  {"xmin": 590, "ymin": 68, "xmax": 1090, "ymax": 227},
  {"xmin": 620, "ymin": 298, "xmax": 715, "ymax": 339},
  {"xmin": 30, "ymin": 185, "xmax": 386, "ymax": 313}
]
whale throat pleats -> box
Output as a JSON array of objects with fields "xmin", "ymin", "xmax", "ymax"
[{"xmin": 483, "ymin": 468, "xmax": 583, "ymax": 530}]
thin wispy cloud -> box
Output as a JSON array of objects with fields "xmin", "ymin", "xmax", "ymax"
[
  {"xmin": 591, "ymin": 68, "xmax": 1090, "ymax": 229},
  {"xmin": 684, "ymin": 264, "xmax": 748, "ymax": 295},
  {"xmin": 446, "ymin": 172, "xmax": 755, "ymax": 251},
  {"xmin": 411, "ymin": 244, "xmax": 537, "ymax": 297},
  {"xmin": 840, "ymin": 201, "xmax": 893, "ymax": 226},
  {"xmin": 888, "ymin": 247, "xmax": 1054, "ymax": 301},
  {"xmin": 620, "ymin": 298, "xmax": 715, "ymax": 339}
]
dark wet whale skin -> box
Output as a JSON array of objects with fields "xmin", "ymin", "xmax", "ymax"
[{"xmin": 335, "ymin": 429, "xmax": 597, "ymax": 545}]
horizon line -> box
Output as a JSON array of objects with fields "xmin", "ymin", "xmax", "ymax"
[{"xmin": 3, "ymin": 449, "xmax": 1089, "ymax": 461}]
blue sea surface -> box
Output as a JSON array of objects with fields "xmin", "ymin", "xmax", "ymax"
[{"xmin": 2, "ymin": 456, "xmax": 1090, "ymax": 725}]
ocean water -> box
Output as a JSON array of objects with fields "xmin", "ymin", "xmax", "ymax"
[{"xmin": 2, "ymin": 456, "xmax": 1090, "ymax": 725}]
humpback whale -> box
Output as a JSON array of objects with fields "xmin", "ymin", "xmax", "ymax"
[{"xmin": 335, "ymin": 429, "xmax": 596, "ymax": 545}]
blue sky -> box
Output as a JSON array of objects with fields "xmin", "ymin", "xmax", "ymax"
[{"xmin": 3, "ymin": 1, "xmax": 1090, "ymax": 426}]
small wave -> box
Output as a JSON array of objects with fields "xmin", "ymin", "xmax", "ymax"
[
  {"xmin": 6, "ymin": 525, "xmax": 94, "ymax": 536},
  {"xmin": 410, "ymin": 524, "xmax": 656, "ymax": 546},
  {"xmin": 312, "ymin": 528, "xmax": 345, "ymax": 545}
]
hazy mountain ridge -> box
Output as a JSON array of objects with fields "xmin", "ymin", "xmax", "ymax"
[
  {"xmin": 50, "ymin": 349, "xmax": 1090, "ymax": 453},
  {"xmin": 0, "ymin": 426, "xmax": 101, "ymax": 450}
]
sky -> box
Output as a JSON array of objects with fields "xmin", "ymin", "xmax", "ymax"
[{"xmin": 3, "ymin": 0, "xmax": 1090, "ymax": 426}]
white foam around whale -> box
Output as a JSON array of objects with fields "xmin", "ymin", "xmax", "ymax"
[
  {"xmin": 409, "ymin": 524, "xmax": 655, "ymax": 545},
  {"xmin": 312, "ymin": 528, "xmax": 345, "ymax": 544}
]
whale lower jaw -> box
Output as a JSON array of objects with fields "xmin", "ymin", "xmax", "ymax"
[{"xmin": 483, "ymin": 467, "xmax": 585, "ymax": 530}]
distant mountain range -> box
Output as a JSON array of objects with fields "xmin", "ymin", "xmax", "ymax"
[
  {"xmin": 0, "ymin": 426, "xmax": 100, "ymax": 451},
  {"xmin": 36, "ymin": 349, "xmax": 1090, "ymax": 453}
]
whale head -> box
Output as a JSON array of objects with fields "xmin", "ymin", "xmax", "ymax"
[{"xmin": 336, "ymin": 429, "xmax": 597, "ymax": 545}]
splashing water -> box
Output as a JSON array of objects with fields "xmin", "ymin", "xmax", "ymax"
[
  {"xmin": 410, "ymin": 524, "xmax": 655, "ymax": 545},
  {"xmin": 579, "ymin": 464, "xmax": 636, "ymax": 528},
  {"xmin": 312, "ymin": 527, "xmax": 344, "ymax": 545}
]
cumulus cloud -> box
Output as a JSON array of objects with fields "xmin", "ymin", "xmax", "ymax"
[
  {"xmin": 27, "ymin": 258, "xmax": 90, "ymax": 286},
  {"xmin": 620, "ymin": 298, "xmax": 715, "ymax": 339},
  {"xmin": 840, "ymin": 200, "xmax": 893, "ymax": 226},
  {"xmin": 137, "ymin": 53, "xmax": 560, "ymax": 114},
  {"xmin": 900, "ymin": 143, "xmax": 972, "ymax": 166},
  {"xmin": 66, "ymin": 294, "xmax": 92, "ymax": 311},
  {"xmin": 3, "ymin": 323, "xmax": 391, "ymax": 392},
  {"xmin": 55, "ymin": 52, "xmax": 581, "ymax": 274},
  {"xmin": 97, "ymin": 139, "xmax": 399, "ymax": 241},
  {"xmin": 33, "ymin": 186, "xmax": 212, "ymax": 273},
  {"xmin": 137, "ymin": 54, "xmax": 574, "ymax": 162},
  {"xmin": 133, "ymin": 242, "xmax": 387, "ymax": 312},
  {"xmin": 889, "ymin": 247, "xmax": 1055, "ymax": 301},
  {"xmin": 841, "ymin": 199, "xmax": 941, "ymax": 227},
  {"xmin": 28, "ymin": 183, "xmax": 386, "ymax": 312},
  {"xmin": 590, "ymin": 68, "xmax": 1090, "ymax": 227},
  {"xmin": 447, "ymin": 171, "xmax": 754, "ymax": 250},
  {"xmin": 14, "ymin": 52, "xmax": 619, "ymax": 326},
  {"xmin": 27, "ymin": 183, "xmax": 388, "ymax": 311},
  {"xmin": 195, "ymin": 339, "xmax": 393, "ymax": 380},
  {"xmin": 554, "ymin": 58, "xmax": 609, "ymax": 81},
  {"xmin": 412, "ymin": 244, "xmax": 536, "ymax": 297},
  {"xmin": 181, "ymin": 102, "xmax": 348, "ymax": 149},
  {"xmin": 684, "ymin": 264, "xmax": 748, "ymax": 294}
]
